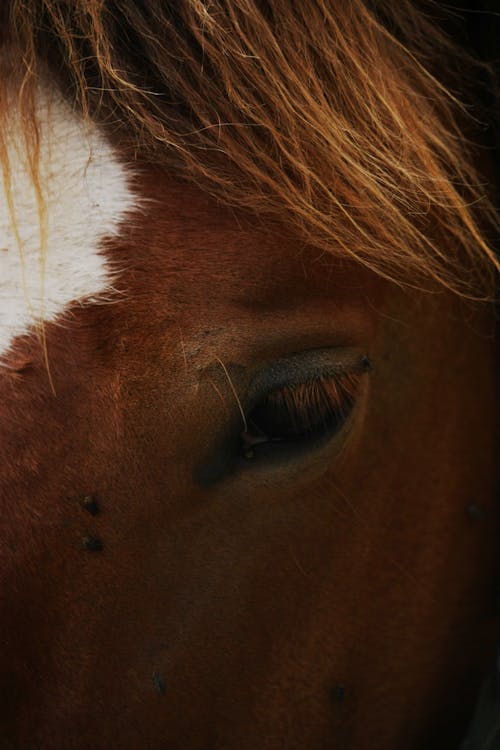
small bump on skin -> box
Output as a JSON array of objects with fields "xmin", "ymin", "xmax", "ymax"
[
  {"xmin": 81, "ymin": 495, "xmax": 100, "ymax": 516},
  {"xmin": 466, "ymin": 504, "xmax": 485, "ymax": 522},
  {"xmin": 152, "ymin": 671, "xmax": 166, "ymax": 696},
  {"xmin": 82, "ymin": 535, "xmax": 103, "ymax": 552},
  {"xmin": 360, "ymin": 355, "xmax": 372, "ymax": 372},
  {"xmin": 332, "ymin": 684, "xmax": 346, "ymax": 703}
]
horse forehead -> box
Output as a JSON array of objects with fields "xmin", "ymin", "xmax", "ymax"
[
  {"xmin": 120, "ymin": 170, "xmax": 383, "ymax": 314},
  {"xmin": 0, "ymin": 89, "xmax": 379, "ymax": 367},
  {"xmin": 0, "ymin": 86, "xmax": 138, "ymax": 358}
]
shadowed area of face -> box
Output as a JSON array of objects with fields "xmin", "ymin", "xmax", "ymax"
[{"xmin": 0, "ymin": 170, "xmax": 498, "ymax": 750}]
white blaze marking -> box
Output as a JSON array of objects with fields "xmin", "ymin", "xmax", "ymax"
[{"xmin": 0, "ymin": 86, "xmax": 138, "ymax": 357}]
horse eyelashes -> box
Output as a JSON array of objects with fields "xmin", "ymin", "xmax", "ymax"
[{"xmin": 240, "ymin": 370, "xmax": 362, "ymax": 456}]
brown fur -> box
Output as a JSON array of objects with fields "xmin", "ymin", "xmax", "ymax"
[
  {"xmin": 0, "ymin": 0, "xmax": 499, "ymax": 297},
  {"xmin": 0, "ymin": 178, "xmax": 498, "ymax": 749},
  {"xmin": 0, "ymin": 3, "xmax": 499, "ymax": 748}
]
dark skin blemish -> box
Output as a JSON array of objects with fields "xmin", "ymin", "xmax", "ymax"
[
  {"xmin": 152, "ymin": 671, "xmax": 166, "ymax": 695},
  {"xmin": 81, "ymin": 495, "xmax": 100, "ymax": 516},
  {"xmin": 83, "ymin": 535, "xmax": 103, "ymax": 552},
  {"xmin": 332, "ymin": 684, "xmax": 346, "ymax": 702},
  {"xmin": 360, "ymin": 355, "xmax": 372, "ymax": 372},
  {"xmin": 466, "ymin": 504, "xmax": 485, "ymax": 522}
]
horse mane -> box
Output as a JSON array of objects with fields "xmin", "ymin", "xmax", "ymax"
[{"xmin": 1, "ymin": 0, "xmax": 498, "ymax": 298}]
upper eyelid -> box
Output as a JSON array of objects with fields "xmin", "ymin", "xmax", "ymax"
[{"xmin": 243, "ymin": 348, "xmax": 371, "ymax": 410}]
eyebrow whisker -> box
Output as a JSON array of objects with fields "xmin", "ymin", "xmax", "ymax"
[{"xmin": 215, "ymin": 356, "xmax": 248, "ymax": 433}]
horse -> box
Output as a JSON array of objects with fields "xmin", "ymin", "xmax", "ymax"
[{"xmin": 0, "ymin": 2, "xmax": 498, "ymax": 748}]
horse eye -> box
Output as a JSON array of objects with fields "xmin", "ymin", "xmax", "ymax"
[{"xmin": 240, "ymin": 370, "xmax": 363, "ymax": 459}]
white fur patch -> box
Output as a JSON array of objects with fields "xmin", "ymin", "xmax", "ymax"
[{"xmin": 0, "ymin": 86, "xmax": 137, "ymax": 357}]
